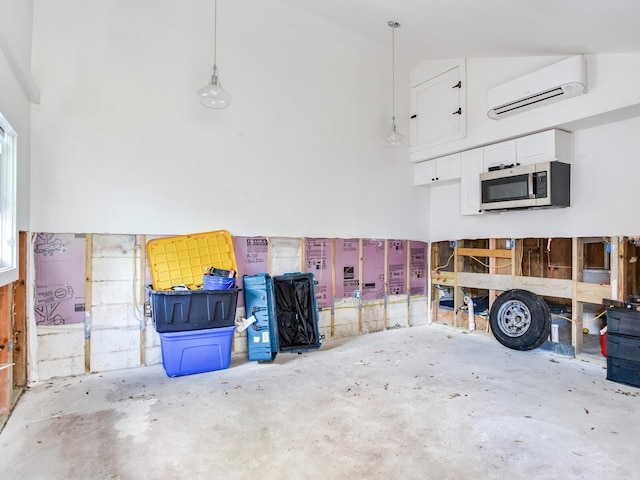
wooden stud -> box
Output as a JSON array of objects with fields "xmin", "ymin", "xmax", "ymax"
[
  {"xmin": 139, "ymin": 235, "xmax": 146, "ymax": 366},
  {"xmin": 84, "ymin": 234, "xmax": 92, "ymax": 374},
  {"xmin": 429, "ymin": 242, "xmax": 439, "ymax": 324},
  {"xmin": 382, "ymin": 240, "xmax": 388, "ymax": 331},
  {"xmin": 12, "ymin": 231, "xmax": 27, "ymax": 388},
  {"xmin": 618, "ymin": 237, "xmax": 626, "ymax": 301},
  {"xmin": 331, "ymin": 239, "xmax": 336, "ymax": 339},
  {"xmin": 454, "ymin": 241, "xmax": 464, "ymax": 328},
  {"xmin": 0, "ymin": 284, "xmax": 11, "ymax": 416},
  {"xmin": 571, "ymin": 237, "xmax": 584, "ymax": 354},
  {"xmin": 358, "ymin": 239, "xmax": 363, "ymax": 334},
  {"xmin": 406, "ymin": 240, "xmax": 411, "ymax": 327}
]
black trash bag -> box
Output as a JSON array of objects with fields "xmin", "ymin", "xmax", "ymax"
[{"xmin": 274, "ymin": 278, "xmax": 317, "ymax": 349}]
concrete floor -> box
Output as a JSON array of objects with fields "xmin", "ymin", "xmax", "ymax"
[{"xmin": 1, "ymin": 323, "xmax": 639, "ymax": 480}]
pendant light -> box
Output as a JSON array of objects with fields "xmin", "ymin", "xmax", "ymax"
[
  {"xmin": 383, "ymin": 21, "xmax": 406, "ymax": 148},
  {"xmin": 199, "ymin": 0, "xmax": 232, "ymax": 108}
]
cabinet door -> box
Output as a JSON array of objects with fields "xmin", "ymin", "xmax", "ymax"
[
  {"xmin": 517, "ymin": 129, "xmax": 572, "ymax": 165},
  {"xmin": 436, "ymin": 153, "xmax": 461, "ymax": 182},
  {"xmin": 410, "ymin": 66, "xmax": 465, "ymax": 148},
  {"xmin": 483, "ymin": 139, "xmax": 516, "ymax": 170},
  {"xmin": 414, "ymin": 159, "xmax": 437, "ymax": 186},
  {"xmin": 460, "ymin": 148, "xmax": 484, "ymax": 216},
  {"xmin": 414, "ymin": 154, "xmax": 460, "ymax": 186}
]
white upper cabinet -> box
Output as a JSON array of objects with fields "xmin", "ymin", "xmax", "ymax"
[
  {"xmin": 460, "ymin": 148, "xmax": 484, "ymax": 216},
  {"xmin": 516, "ymin": 129, "xmax": 572, "ymax": 165},
  {"xmin": 410, "ymin": 61, "xmax": 466, "ymax": 149},
  {"xmin": 414, "ymin": 153, "xmax": 461, "ymax": 187},
  {"xmin": 482, "ymin": 129, "xmax": 572, "ymax": 171},
  {"xmin": 483, "ymin": 140, "xmax": 516, "ymax": 171}
]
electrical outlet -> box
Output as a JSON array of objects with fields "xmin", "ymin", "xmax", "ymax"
[{"xmin": 144, "ymin": 303, "xmax": 152, "ymax": 317}]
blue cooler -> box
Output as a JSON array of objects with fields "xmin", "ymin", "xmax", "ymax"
[{"xmin": 243, "ymin": 273, "xmax": 322, "ymax": 362}]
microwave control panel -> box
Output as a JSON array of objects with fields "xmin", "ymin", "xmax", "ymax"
[{"xmin": 534, "ymin": 171, "xmax": 548, "ymax": 198}]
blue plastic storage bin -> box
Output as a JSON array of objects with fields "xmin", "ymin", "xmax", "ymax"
[
  {"xmin": 159, "ymin": 326, "xmax": 235, "ymax": 377},
  {"xmin": 203, "ymin": 274, "xmax": 236, "ymax": 290}
]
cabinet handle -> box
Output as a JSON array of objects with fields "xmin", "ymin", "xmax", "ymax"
[
  {"xmin": 410, "ymin": 114, "xmax": 417, "ymax": 119},
  {"xmin": 452, "ymin": 81, "xmax": 462, "ymax": 89},
  {"xmin": 452, "ymin": 108, "xmax": 462, "ymax": 115}
]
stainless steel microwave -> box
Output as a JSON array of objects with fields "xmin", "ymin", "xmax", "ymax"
[{"xmin": 480, "ymin": 161, "xmax": 570, "ymax": 211}]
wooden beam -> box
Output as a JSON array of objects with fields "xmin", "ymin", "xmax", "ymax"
[
  {"xmin": 511, "ymin": 276, "xmax": 573, "ymax": 298},
  {"xmin": 457, "ymin": 272, "xmax": 511, "ymax": 291},
  {"xmin": 456, "ymin": 247, "xmax": 512, "ymax": 259},
  {"xmin": 575, "ymin": 282, "xmax": 611, "ymax": 305},
  {"xmin": 431, "ymin": 271, "xmax": 455, "ymax": 286}
]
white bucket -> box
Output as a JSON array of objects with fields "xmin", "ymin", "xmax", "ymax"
[{"xmin": 583, "ymin": 305, "xmax": 604, "ymax": 334}]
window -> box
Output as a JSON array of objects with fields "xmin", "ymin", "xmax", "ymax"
[{"xmin": 0, "ymin": 113, "xmax": 17, "ymax": 287}]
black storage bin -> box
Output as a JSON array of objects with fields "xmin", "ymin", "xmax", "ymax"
[
  {"xmin": 607, "ymin": 356, "xmax": 640, "ymax": 388},
  {"xmin": 607, "ymin": 309, "xmax": 640, "ymax": 337},
  {"xmin": 606, "ymin": 333, "xmax": 640, "ymax": 363},
  {"xmin": 606, "ymin": 307, "xmax": 640, "ymax": 388},
  {"xmin": 150, "ymin": 288, "xmax": 239, "ymax": 333}
]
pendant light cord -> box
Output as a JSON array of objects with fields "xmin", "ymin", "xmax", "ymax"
[
  {"xmin": 213, "ymin": 0, "xmax": 218, "ymax": 68},
  {"xmin": 391, "ymin": 23, "xmax": 396, "ymax": 124}
]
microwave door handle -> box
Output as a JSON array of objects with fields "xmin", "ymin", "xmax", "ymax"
[{"xmin": 528, "ymin": 173, "xmax": 535, "ymax": 198}]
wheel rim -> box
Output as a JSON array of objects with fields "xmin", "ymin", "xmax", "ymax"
[{"xmin": 496, "ymin": 300, "xmax": 532, "ymax": 337}]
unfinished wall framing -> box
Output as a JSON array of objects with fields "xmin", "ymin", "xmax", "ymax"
[
  {"xmin": 29, "ymin": 234, "xmax": 430, "ymax": 382},
  {"xmin": 430, "ymin": 236, "xmax": 639, "ymax": 354}
]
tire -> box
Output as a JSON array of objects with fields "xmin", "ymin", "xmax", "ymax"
[{"xmin": 489, "ymin": 289, "xmax": 550, "ymax": 351}]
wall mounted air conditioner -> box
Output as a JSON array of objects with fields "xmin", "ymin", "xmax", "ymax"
[{"xmin": 487, "ymin": 55, "xmax": 587, "ymax": 120}]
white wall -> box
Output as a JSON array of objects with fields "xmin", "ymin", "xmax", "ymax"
[
  {"xmin": 0, "ymin": 0, "xmax": 33, "ymax": 231},
  {"xmin": 413, "ymin": 54, "xmax": 640, "ymax": 242},
  {"xmin": 411, "ymin": 54, "xmax": 640, "ymax": 162},
  {"xmin": 29, "ymin": 0, "xmax": 427, "ymax": 241}
]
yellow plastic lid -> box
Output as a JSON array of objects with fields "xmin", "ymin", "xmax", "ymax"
[{"xmin": 147, "ymin": 230, "xmax": 238, "ymax": 290}]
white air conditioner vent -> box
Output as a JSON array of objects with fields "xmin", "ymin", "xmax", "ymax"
[{"xmin": 487, "ymin": 56, "xmax": 586, "ymax": 120}]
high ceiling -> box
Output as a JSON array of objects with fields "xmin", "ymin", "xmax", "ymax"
[{"xmin": 279, "ymin": 0, "xmax": 640, "ymax": 64}]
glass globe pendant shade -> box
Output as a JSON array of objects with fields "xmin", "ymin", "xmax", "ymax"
[
  {"xmin": 383, "ymin": 120, "xmax": 406, "ymax": 148},
  {"xmin": 199, "ymin": 66, "xmax": 232, "ymax": 109},
  {"xmin": 383, "ymin": 20, "xmax": 405, "ymax": 148}
]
